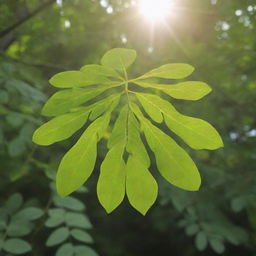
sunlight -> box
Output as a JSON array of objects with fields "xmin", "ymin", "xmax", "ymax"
[{"xmin": 138, "ymin": 0, "xmax": 173, "ymax": 23}]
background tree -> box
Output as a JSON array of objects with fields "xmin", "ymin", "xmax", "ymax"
[{"xmin": 0, "ymin": 0, "xmax": 256, "ymax": 255}]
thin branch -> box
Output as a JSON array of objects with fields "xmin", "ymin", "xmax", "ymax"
[{"xmin": 0, "ymin": 0, "xmax": 55, "ymax": 39}]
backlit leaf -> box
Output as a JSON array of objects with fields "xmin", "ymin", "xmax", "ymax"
[
  {"xmin": 41, "ymin": 87, "xmax": 106, "ymax": 116},
  {"xmin": 33, "ymin": 110, "xmax": 89, "ymax": 146},
  {"xmin": 126, "ymin": 155, "xmax": 158, "ymax": 215},
  {"xmin": 49, "ymin": 71, "xmax": 109, "ymax": 88},
  {"xmin": 101, "ymin": 48, "xmax": 136, "ymax": 70},
  {"xmin": 134, "ymin": 81, "xmax": 212, "ymax": 100},
  {"xmin": 80, "ymin": 64, "xmax": 121, "ymax": 79},
  {"xmin": 136, "ymin": 113, "xmax": 201, "ymax": 191},
  {"xmin": 136, "ymin": 93, "xmax": 223, "ymax": 150},
  {"xmin": 97, "ymin": 145, "xmax": 126, "ymax": 213},
  {"xmin": 137, "ymin": 63, "xmax": 194, "ymax": 80},
  {"xmin": 56, "ymin": 114, "xmax": 111, "ymax": 197}
]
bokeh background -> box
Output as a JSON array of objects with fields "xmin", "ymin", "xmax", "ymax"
[{"xmin": 0, "ymin": 0, "xmax": 256, "ymax": 255}]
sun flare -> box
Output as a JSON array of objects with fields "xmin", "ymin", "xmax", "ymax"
[{"xmin": 138, "ymin": 0, "xmax": 173, "ymax": 23}]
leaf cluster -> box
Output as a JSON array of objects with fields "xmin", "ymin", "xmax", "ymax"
[{"xmin": 33, "ymin": 48, "xmax": 223, "ymax": 215}]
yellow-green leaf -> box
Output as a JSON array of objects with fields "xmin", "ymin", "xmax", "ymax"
[
  {"xmin": 33, "ymin": 110, "xmax": 89, "ymax": 146},
  {"xmin": 56, "ymin": 115, "xmax": 110, "ymax": 197},
  {"xmin": 80, "ymin": 64, "xmax": 121, "ymax": 79},
  {"xmin": 49, "ymin": 71, "xmax": 109, "ymax": 88},
  {"xmin": 101, "ymin": 48, "xmax": 136, "ymax": 70},
  {"xmin": 126, "ymin": 155, "xmax": 158, "ymax": 215},
  {"xmin": 137, "ymin": 63, "xmax": 194, "ymax": 80},
  {"xmin": 42, "ymin": 88, "xmax": 106, "ymax": 116},
  {"xmin": 136, "ymin": 93, "xmax": 223, "ymax": 150},
  {"xmin": 97, "ymin": 145, "xmax": 126, "ymax": 213},
  {"xmin": 141, "ymin": 119, "xmax": 201, "ymax": 191},
  {"xmin": 134, "ymin": 81, "xmax": 212, "ymax": 100}
]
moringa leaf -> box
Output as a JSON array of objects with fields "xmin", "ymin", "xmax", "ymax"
[
  {"xmin": 134, "ymin": 81, "xmax": 212, "ymax": 100},
  {"xmin": 101, "ymin": 48, "xmax": 136, "ymax": 70},
  {"xmin": 97, "ymin": 145, "xmax": 126, "ymax": 213},
  {"xmin": 32, "ymin": 110, "xmax": 89, "ymax": 146},
  {"xmin": 136, "ymin": 93, "xmax": 223, "ymax": 150},
  {"xmin": 126, "ymin": 155, "xmax": 158, "ymax": 215},
  {"xmin": 137, "ymin": 63, "xmax": 194, "ymax": 80},
  {"xmin": 49, "ymin": 70, "xmax": 110, "ymax": 88}
]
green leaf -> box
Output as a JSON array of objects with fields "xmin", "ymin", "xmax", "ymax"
[
  {"xmin": 195, "ymin": 231, "xmax": 208, "ymax": 251},
  {"xmin": 101, "ymin": 48, "xmax": 136, "ymax": 70},
  {"xmin": 134, "ymin": 81, "xmax": 212, "ymax": 100},
  {"xmin": 97, "ymin": 145, "xmax": 126, "ymax": 213},
  {"xmin": 186, "ymin": 223, "xmax": 199, "ymax": 235},
  {"xmin": 107, "ymin": 106, "xmax": 128, "ymax": 148},
  {"xmin": 126, "ymin": 111, "xmax": 150, "ymax": 167},
  {"xmin": 65, "ymin": 212, "xmax": 92, "ymax": 229},
  {"xmin": 136, "ymin": 93, "xmax": 163, "ymax": 123},
  {"xmin": 56, "ymin": 243, "xmax": 74, "ymax": 256},
  {"xmin": 46, "ymin": 209, "xmax": 66, "ymax": 227},
  {"xmin": 74, "ymin": 245, "xmax": 98, "ymax": 256},
  {"xmin": 136, "ymin": 93, "xmax": 223, "ymax": 150},
  {"xmin": 53, "ymin": 196, "xmax": 85, "ymax": 211},
  {"xmin": 89, "ymin": 94, "xmax": 120, "ymax": 121},
  {"xmin": 13, "ymin": 207, "xmax": 44, "ymax": 221},
  {"xmin": 41, "ymin": 87, "xmax": 106, "ymax": 116},
  {"xmin": 126, "ymin": 155, "xmax": 158, "ymax": 215},
  {"xmin": 49, "ymin": 71, "xmax": 110, "ymax": 88},
  {"xmin": 33, "ymin": 110, "xmax": 89, "ymax": 146},
  {"xmin": 6, "ymin": 193, "xmax": 23, "ymax": 214},
  {"xmin": 7, "ymin": 219, "xmax": 32, "ymax": 237},
  {"xmin": 70, "ymin": 229, "xmax": 93, "ymax": 243},
  {"xmin": 80, "ymin": 64, "xmax": 121, "ymax": 79},
  {"xmin": 209, "ymin": 238, "xmax": 225, "ymax": 254},
  {"xmin": 138, "ymin": 63, "xmax": 194, "ymax": 79},
  {"xmin": 139, "ymin": 115, "xmax": 201, "ymax": 191},
  {"xmin": 8, "ymin": 136, "xmax": 26, "ymax": 157},
  {"xmin": 3, "ymin": 238, "xmax": 31, "ymax": 254},
  {"xmin": 46, "ymin": 227, "xmax": 69, "ymax": 247},
  {"xmin": 56, "ymin": 114, "xmax": 111, "ymax": 197}
]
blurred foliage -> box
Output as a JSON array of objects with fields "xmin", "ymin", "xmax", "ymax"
[{"xmin": 0, "ymin": 0, "xmax": 256, "ymax": 255}]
